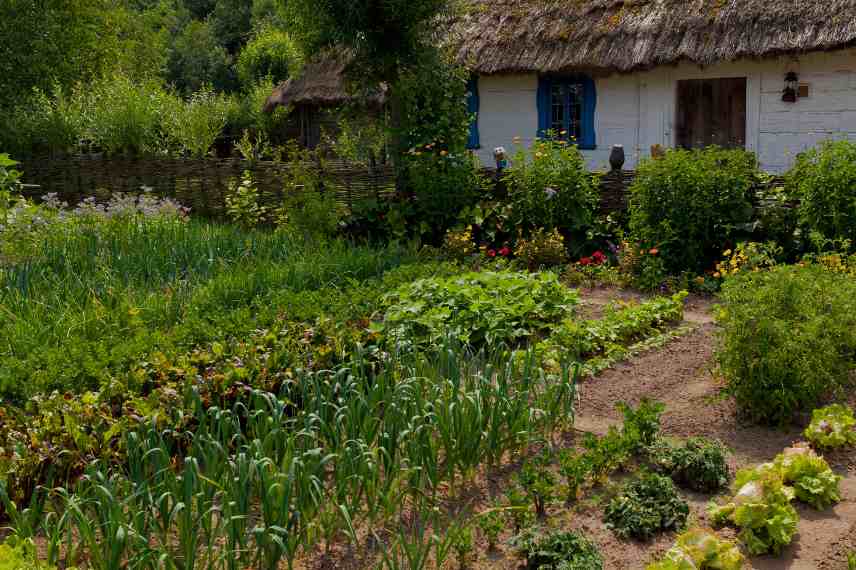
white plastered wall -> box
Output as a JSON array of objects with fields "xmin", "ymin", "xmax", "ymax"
[{"xmin": 474, "ymin": 48, "xmax": 856, "ymax": 173}]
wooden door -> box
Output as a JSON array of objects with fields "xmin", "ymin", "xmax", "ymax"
[{"xmin": 676, "ymin": 78, "xmax": 747, "ymax": 149}]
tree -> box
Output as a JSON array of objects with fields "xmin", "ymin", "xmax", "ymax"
[
  {"xmin": 284, "ymin": 0, "xmax": 456, "ymax": 160},
  {"xmin": 0, "ymin": 0, "xmax": 122, "ymax": 109},
  {"xmin": 236, "ymin": 26, "xmax": 302, "ymax": 90},
  {"xmin": 209, "ymin": 0, "xmax": 253, "ymax": 54},
  {"xmin": 168, "ymin": 20, "xmax": 235, "ymax": 94}
]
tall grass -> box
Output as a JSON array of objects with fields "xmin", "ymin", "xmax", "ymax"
[{"xmin": 0, "ymin": 216, "xmax": 421, "ymax": 399}]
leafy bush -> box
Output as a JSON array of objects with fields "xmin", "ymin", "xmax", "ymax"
[
  {"xmin": 442, "ymin": 226, "xmax": 476, "ymax": 261},
  {"xmin": 514, "ymin": 228, "xmax": 568, "ymax": 270},
  {"xmin": 379, "ymin": 271, "xmax": 579, "ymax": 348},
  {"xmin": 503, "ymin": 138, "xmax": 598, "ymax": 243},
  {"xmin": 708, "ymin": 468, "xmax": 798, "ymax": 555},
  {"xmin": 87, "ymin": 75, "xmax": 175, "ymax": 156},
  {"xmin": 804, "ymin": 404, "xmax": 856, "ymax": 449},
  {"xmin": 628, "ymin": 147, "xmax": 758, "ymax": 275},
  {"xmin": 604, "ymin": 473, "xmax": 689, "ymax": 540},
  {"xmin": 650, "ymin": 438, "xmax": 730, "ymax": 493},
  {"xmin": 787, "ymin": 140, "xmax": 856, "ymax": 248},
  {"xmin": 1, "ymin": 83, "xmax": 86, "ymax": 157},
  {"xmin": 511, "ymin": 528, "xmax": 603, "ymax": 570},
  {"xmin": 0, "ymin": 538, "xmax": 61, "ymax": 570},
  {"xmin": 716, "ymin": 265, "xmax": 856, "ymax": 425},
  {"xmin": 403, "ymin": 149, "xmax": 485, "ymax": 244},
  {"xmin": 646, "ymin": 528, "xmax": 744, "ymax": 570},
  {"xmin": 558, "ymin": 450, "xmax": 592, "ymax": 502},
  {"xmin": 163, "ymin": 86, "xmax": 232, "ymax": 158},
  {"xmin": 517, "ymin": 454, "xmax": 557, "ymax": 518}
]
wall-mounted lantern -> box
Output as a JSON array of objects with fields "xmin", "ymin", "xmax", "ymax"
[{"xmin": 782, "ymin": 72, "xmax": 799, "ymax": 103}]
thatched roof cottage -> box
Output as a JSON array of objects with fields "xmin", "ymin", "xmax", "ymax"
[{"xmin": 267, "ymin": 0, "xmax": 856, "ymax": 172}]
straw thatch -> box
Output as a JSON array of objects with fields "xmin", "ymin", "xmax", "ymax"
[
  {"xmin": 267, "ymin": 0, "xmax": 856, "ymax": 107},
  {"xmin": 264, "ymin": 53, "xmax": 386, "ymax": 112},
  {"xmin": 451, "ymin": 0, "xmax": 856, "ymax": 74}
]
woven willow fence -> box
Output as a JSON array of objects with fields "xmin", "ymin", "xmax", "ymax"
[{"xmin": 19, "ymin": 157, "xmax": 397, "ymax": 218}]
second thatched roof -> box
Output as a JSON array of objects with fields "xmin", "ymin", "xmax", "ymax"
[{"xmin": 267, "ymin": 0, "xmax": 856, "ymax": 108}]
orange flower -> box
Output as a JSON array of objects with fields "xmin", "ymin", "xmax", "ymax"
[{"xmin": 649, "ymin": 248, "xmax": 659, "ymax": 255}]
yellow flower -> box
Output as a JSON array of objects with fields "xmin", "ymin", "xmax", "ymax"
[{"xmin": 723, "ymin": 249, "xmax": 732, "ymax": 257}]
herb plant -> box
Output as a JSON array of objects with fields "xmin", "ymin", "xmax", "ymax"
[
  {"xmin": 604, "ymin": 474, "xmax": 689, "ymax": 540},
  {"xmin": 510, "ymin": 527, "xmax": 603, "ymax": 570},
  {"xmin": 618, "ymin": 398, "xmax": 665, "ymax": 452}
]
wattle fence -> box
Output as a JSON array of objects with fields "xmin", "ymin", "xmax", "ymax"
[{"xmin": 19, "ymin": 156, "xmax": 397, "ymax": 218}]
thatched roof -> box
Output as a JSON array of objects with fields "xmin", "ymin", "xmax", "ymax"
[
  {"xmin": 264, "ymin": 54, "xmax": 386, "ymax": 112},
  {"xmin": 452, "ymin": 0, "xmax": 856, "ymax": 74},
  {"xmin": 267, "ymin": 0, "xmax": 856, "ymax": 108}
]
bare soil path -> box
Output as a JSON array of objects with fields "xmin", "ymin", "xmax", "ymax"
[{"xmin": 570, "ymin": 288, "xmax": 856, "ymax": 570}]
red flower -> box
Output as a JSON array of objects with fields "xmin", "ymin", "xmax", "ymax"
[
  {"xmin": 649, "ymin": 248, "xmax": 659, "ymax": 256},
  {"xmin": 592, "ymin": 250, "xmax": 606, "ymax": 264},
  {"xmin": 579, "ymin": 257, "xmax": 592, "ymax": 266},
  {"xmin": 487, "ymin": 249, "xmax": 497, "ymax": 258},
  {"xmin": 499, "ymin": 246, "xmax": 511, "ymax": 256}
]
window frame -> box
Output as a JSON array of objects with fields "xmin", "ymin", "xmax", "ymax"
[{"xmin": 537, "ymin": 74, "xmax": 597, "ymax": 150}]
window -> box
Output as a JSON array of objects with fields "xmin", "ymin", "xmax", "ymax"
[
  {"xmin": 466, "ymin": 77, "xmax": 480, "ymax": 149},
  {"xmin": 537, "ymin": 75, "xmax": 596, "ymax": 149}
]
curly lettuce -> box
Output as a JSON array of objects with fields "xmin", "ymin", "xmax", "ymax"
[
  {"xmin": 804, "ymin": 404, "xmax": 856, "ymax": 449},
  {"xmin": 646, "ymin": 528, "xmax": 744, "ymax": 569},
  {"xmin": 708, "ymin": 469, "xmax": 798, "ymax": 556},
  {"xmin": 774, "ymin": 443, "xmax": 842, "ymax": 510}
]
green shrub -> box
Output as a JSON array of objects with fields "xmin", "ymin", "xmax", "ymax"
[
  {"xmin": 646, "ymin": 528, "xmax": 744, "ymax": 570},
  {"xmin": 708, "ymin": 468, "xmax": 798, "ymax": 555},
  {"xmin": 225, "ymin": 171, "xmax": 268, "ymax": 227},
  {"xmin": 787, "ymin": 139, "xmax": 856, "ymax": 248},
  {"xmin": 629, "ymin": 147, "xmax": 758, "ymax": 275},
  {"xmin": 804, "ymin": 404, "xmax": 856, "ymax": 449},
  {"xmin": 603, "ymin": 473, "xmax": 689, "ymax": 540},
  {"xmin": 510, "ymin": 527, "xmax": 603, "ymax": 570},
  {"xmin": 650, "ymin": 438, "xmax": 730, "ymax": 493},
  {"xmin": 86, "ymin": 75, "xmax": 175, "ymax": 156},
  {"xmin": 0, "ymin": 154, "xmax": 23, "ymax": 213},
  {"xmin": 716, "ymin": 265, "xmax": 856, "ymax": 425},
  {"xmin": 379, "ymin": 271, "xmax": 579, "ymax": 348},
  {"xmin": 503, "ymin": 138, "xmax": 598, "ymax": 245},
  {"xmin": 162, "ymin": 86, "xmax": 232, "ymax": 158},
  {"xmin": 403, "ymin": 149, "xmax": 486, "ymax": 244},
  {"xmin": 1, "ymin": 83, "xmax": 86, "ymax": 157},
  {"xmin": 0, "ymin": 538, "xmax": 60, "ymax": 570}
]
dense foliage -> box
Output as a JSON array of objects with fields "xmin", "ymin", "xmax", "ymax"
[
  {"xmin": 379, "ymin": 271, "xmax": 579, "ymax": 348},
  {"xmin": 716, "ymin": 264, "xmax": 856, "ymax": 425},
  {"xmin": 503, "ymin": 138, "xmax": 599, "ymax": 247},
  {"xmin": 787, "ymin": 139, "xmax": 856, "ymax": 248},
  {"xmin": 511, "ymin": 528, "xmax": 603, "ymax": 570},
  {"xmin": 603, "ymin": 473, "xmax": 689, "ymax": 540},
  {"xmin": 650, "ymin": 437, "xmax": 730, "ymax": 493},
  {"xmin": 628, "ymin": 147, "xmax": 758, "ymax": 276}
]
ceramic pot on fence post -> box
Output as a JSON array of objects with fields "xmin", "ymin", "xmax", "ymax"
[{"xmin": 609, "ymin": 145, "xmax": 625, "ymax": 172}]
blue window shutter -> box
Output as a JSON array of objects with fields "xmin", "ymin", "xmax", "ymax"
[
  {"xmin": 537, "ymin": 76, "xmax": 551, "ymax": 138},
  {"xmin": 580, "ymin": 75, "xmax": 597, "ymax": 149},
  {"xmin": 466, "ymin": 77, "xmax": 480, "ymax": 149}
]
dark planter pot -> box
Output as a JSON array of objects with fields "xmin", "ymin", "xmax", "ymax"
[{"xmin": 609, "ymin": 145, "xmax": 625, "ymax": 172}]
